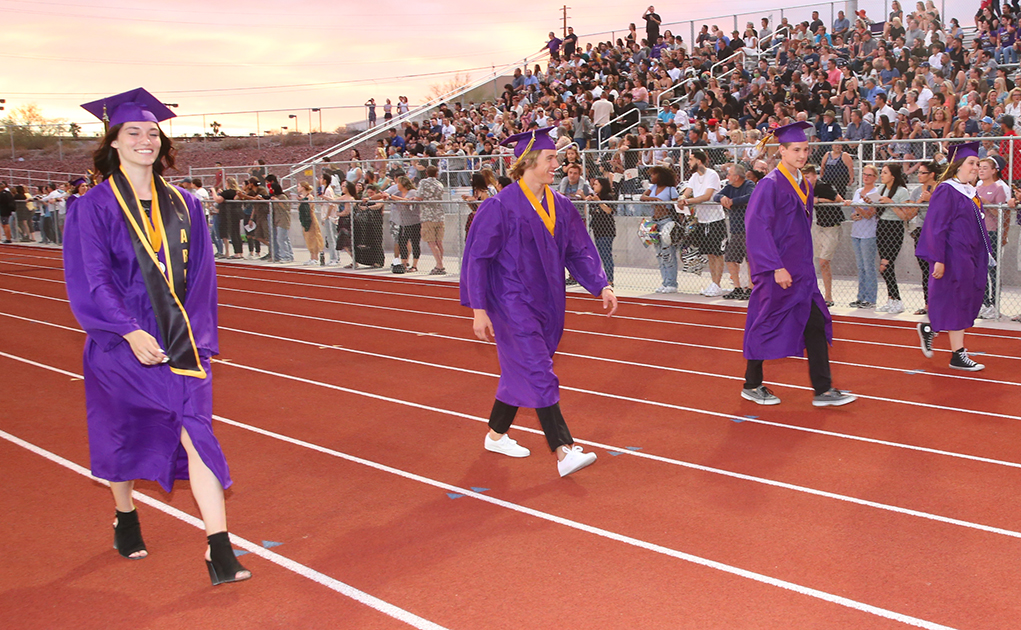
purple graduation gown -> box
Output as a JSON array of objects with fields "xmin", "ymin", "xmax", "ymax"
[
  {"xmin": 62, "ymin": 181, "xmax": 229, "ymax": 492},
  {"xmin": 460, "ymin": 184, "xmax": 608, "ymax": 408},
  {"xmin": 743, "ymin": 168, "xmax": 832, "ymax": 360},
  {"xmin": 914, "ymin": 182, "xmax": 992, "ymax": 332}
]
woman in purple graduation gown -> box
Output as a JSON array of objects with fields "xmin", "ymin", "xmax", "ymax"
[
  {"xmin": 460, "ymin": 127, "xmax": 617, "ymax": 478},
  {"xmin": 62, "ymin": 88, "xmax": 250, "ymax": 585},
  {"xmin": 916, "ymin": 141, "xmax": 992, "ymax": 371}
]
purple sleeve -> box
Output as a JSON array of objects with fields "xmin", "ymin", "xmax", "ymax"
[
  {"xmin": 562, "ymin": 197, "xmax": 609, "ymax": 296},
  {"xmin": 181, "ymin": 191, "xmax": 219, "ymax": 357},
  {"xmin": 915, "ymin": 184, "xmax": 953, "ymax": 265},
  {"xmin": 459, "ymin": 197, "xmax": 505, "ymax": 310},
  {"xmin": 62, "ymin": 192, "xmax": 141, "ymax": 343},
  {"xmin": 744, "ymin": 176, "xmax": 785, "ymax": 275}
]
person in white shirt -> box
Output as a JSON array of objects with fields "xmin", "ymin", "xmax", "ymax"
[
  {"xmin": 590, "ymin": 94, "xmax": 615, "ymax": 148},
  {"xmin": 679, "ymin": 150, "xmax": 726, "ymax": 296},
  {"xmin": 914, "ymin": 77, "xmax": 934, "ymax": 114}
]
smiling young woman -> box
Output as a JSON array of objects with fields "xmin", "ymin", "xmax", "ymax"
[{"xmin": 62, "ymin": 88, "xmax": 250, "ymax": 586}]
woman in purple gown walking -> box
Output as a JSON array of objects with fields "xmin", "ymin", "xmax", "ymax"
[{"xmin": 63, "ymin": 88, "xmax": 250, "ymax": 585}]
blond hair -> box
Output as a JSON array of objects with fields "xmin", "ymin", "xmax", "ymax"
[{"xmin": 509, "ymin": 150, "xmax": 542, "ymax": 180}]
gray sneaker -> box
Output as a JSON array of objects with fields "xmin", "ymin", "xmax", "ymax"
[
  {"xmin": 741, "ymin": 385, "xmax": 781, "ymax": 405},
  {"xmin": 812, "ymin": 388, "xmax": 857, "ymax": 407}
]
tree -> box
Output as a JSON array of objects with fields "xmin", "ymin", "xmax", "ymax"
[
  {"xmin": 425, "ymin": 72, "xmax": 473, "ymax": 103},
  {"xmin": 69, "ymin": 122, "xmax": 81, "ymax": 138},
  {"xmin": 208, "ymin": 120, "xmax": 224, "ymax": 137}
]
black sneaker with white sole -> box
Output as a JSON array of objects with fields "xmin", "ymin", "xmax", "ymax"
[
  {"xmin": 812, "ymin": 388, "xmax": 857, "ymax": 407},
  {"xmin": 917, "ymin": 322, "xmax": 935, "ymax": 358},
  {"xmin": 949, "ymin": 348, "xmax": 985, "ymax": 371},
  {"xmin": 741, "ymin": 385, "xmax": 781, "ymax": 405}
]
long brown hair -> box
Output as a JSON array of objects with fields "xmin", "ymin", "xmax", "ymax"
[
  {"xmin": 937, "ymin": 159, "xmax": 967, "ymax": 184},
  {"xmin": 92, "ymin": 123, "xmax": 177, "ymax": 179}
]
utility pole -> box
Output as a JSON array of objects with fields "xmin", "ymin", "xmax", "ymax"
[
  {"xmin": 312, "ymin": 108, "xmax": 322, "ymax": 133},
  {"xmin": 561, "ymin": 5, "xmax": 570, "ymax": 37}
]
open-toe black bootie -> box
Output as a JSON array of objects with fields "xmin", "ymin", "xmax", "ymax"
[
  {"xmin": 113, "ymin": 509, "xmax": 147, "ymax": 559},
  {"xmin": 206, "ymin": 531, "xmax": 251, "ymax": 585}
]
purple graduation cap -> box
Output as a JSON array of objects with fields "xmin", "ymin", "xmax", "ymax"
[
  {"xmin": 70, "ymin": 177, "xmax": 87, "ymax": 187},
  {"xmin": 773, "ymin": 120, "xmax": 813, "ymax": 143},
  {"xmin": 80, "ymin": 88, "xmax": 176, "ymax": 129},
  {"xmin": 946, "ymin": 141, "xmax": 980, "ymax": 163},
  {"xmin": 500, "ymin": 126, "xmax": 557, "ymax": 158}
]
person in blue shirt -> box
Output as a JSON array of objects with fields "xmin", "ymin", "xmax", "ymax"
[
  {"xmin": 388, "ymin": 128, "xmax": 406, "ymax": 152},
  {"xmin": 864, "ymin": 78, "xmax": 886, "ymax": 106},
  {"xmin": 546, "ymin": 32, "xmax": 563, "ymax": 62},
  {"xmin": 714, "ymin": 164, "xmax": 756, "ymax": 300},
  {"xmin": 832, "ymin": 11, "xmax": 850, "ymax": 37}
]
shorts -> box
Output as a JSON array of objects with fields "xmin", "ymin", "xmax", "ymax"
[
  {"xmin": 812, "ymin": 223, "xmax": 841, "ymax": 261},
  {"xmin": 693, "ymin": 220, "xmax": 727, "ymax": 257},
  {"xmin": 724, "ymin": 232, "xmax": 746, "ymax": 263},
  {"xmin": 421, "ymin": 221, "xmax": 445, "ymax": 242}
]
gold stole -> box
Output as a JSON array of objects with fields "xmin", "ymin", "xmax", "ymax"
[
  {"xmin": 777, "ymin": 162, "xmax": 810, "ymax": 216},
  {"xmin": 519, "ymin": 180, "xmax": 556, "ymax": 236}
]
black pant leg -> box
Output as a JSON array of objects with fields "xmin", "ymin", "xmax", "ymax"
[
  {"xmin": 877, "ymin": 220, "xmax": 903, "ymax": 300},
  {"xmin": 744, "ymin": 360, "xmax": 764, "ymax": 389},
  {"xmin": 805, "ymin": 302, "xmax": 832, "ymax": 395},
  {"xmin": 488, "ymin": 399, "xmax": 519, "ymax": 435},
  {"xmin": 911, "ymin": 228, "xmax": 929, "ymax": 306},
  {"xmin": 535, "ymin": 403, "xmax": 574, "ymax": 452}
]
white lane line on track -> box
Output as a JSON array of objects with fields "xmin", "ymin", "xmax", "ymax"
[
  {"xmin": 5, "ymin": 254, "xmax": 1019, "ymax": 348},
  {"xmin": 5, "ymin": 345, "xmax": 1020, "ymax": 549},
  {"xmin": 0, "ymin": 426, "xmax": 449, "ymax": 630},
  {"xmin": 5, "ymin": 292, "xmax": 1021, "ymax": 467},
  {"xmin": 0, "ymin": 351, "xmax": 962, "ymax": 630}
]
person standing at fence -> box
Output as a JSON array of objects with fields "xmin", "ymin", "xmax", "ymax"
[
  {"xmin": 742, "ymin": 121, "xmax": 856, "ymax": 407},
  {"xmin": 238, "ymin": 178, "xmax": 269, "ymax": 259},
  {"xmin": 909, "ymin": 161, "xmax": 939, "ymax": 314},
  {"xmin": 417, "ymin": 166, "xmax": 447, "ymax": 275},
  {"xmin": 461, "ymin": 127, "xmax": 616, "ymax": 477},
  {"xmin": 0, "ymin": 182, "xmax": 15, "ymax": 243},
  {"xmin": 297, "ymin": 182, "xmax": 325, "ymax": 266},
  {"xmin": 804, "ymin": 164, "xmax": 845, "ymax": 307},
  {"xmin": 14, "ymin": 185, "xmax": 31, "ymax": 242},
  {"xmin": 916, "ymin": 142, "xmax": 993, "ymax": 371},
  {"xmin": 63, "ymin": 88, "xmax": 250, "ymax": 585},
  {"xmin": 714, "ymin": 164, "xmax": 755, "ymax": 300},
  {"xmin": 679, "ymin": 150, "xmax": 726, "ymax": 297},
  {"xmin": 586, "ymin": 177, "xmax": 617, "ymax": 286},
  {"xmin": 384, "ymin": 176, "xmax": 421, "ymax": 272},
  {"xmin": 640, "ymin": 165, "xmax": 680, "ymax": 293},
  {"xmin": 875, "ymin": 164, "xmax": 912, "ymax": 314},
  {"xmin": 215, "ymin": 178, "xmax": 243, "ymax": 259},
  {"xmin": 975, "ymin": 157, "xmax": 1014, "ymax": 319},
  {"xmin": 268, "ymin": 180, "xmax": 294, "ymax": 263},
  {"xmin": 844, "ymin": 165, "xmax": 880, "ymax": 308},
  {"xmin": 318, "ymin": 174, "xmax": 341, "ymax": 265}
]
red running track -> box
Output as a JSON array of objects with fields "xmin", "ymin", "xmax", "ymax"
[{"xmin": 2, "ymin": 244, "xmax": 1021, "ymax": 630}]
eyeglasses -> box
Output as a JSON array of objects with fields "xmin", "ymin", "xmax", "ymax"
[{"xmin": 863, "ymin": 173, "xmax": 877, "ymax": 177}]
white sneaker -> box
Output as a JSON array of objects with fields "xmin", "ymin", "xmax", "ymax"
[
  {"xmin": 702, "ymin": 282, "xmax": 723, "ymax": 297},
  {"xmin": 978, "ymin": 305, "xmax": 998, "ymax": 319},
  {"xmin": 876, "ymin": 302, "xmax": 891, "ymax": 312},
  {"xmin": 654, "ymin": 285, "xmax": 678, "ymax": 294},
  {"xmin": 558, "ymin": 445, "xmax": 597, "ymax": 477},
  {"xmin": 484, "ymin": 434, "xmax": 530, "ymax": 458},
  {"xmin": 887, "ymin": 299, "xmax": 904, "ymax": 314}
]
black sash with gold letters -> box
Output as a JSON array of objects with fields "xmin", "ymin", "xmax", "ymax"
[{"xmin": 110, "ymin": 167, "xmax": 206, "ymax": 378}]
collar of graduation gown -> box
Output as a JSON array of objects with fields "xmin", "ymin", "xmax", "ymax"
[{"xmin": 945, "ymin": 178, "xmax": 978, "ymax": 199}]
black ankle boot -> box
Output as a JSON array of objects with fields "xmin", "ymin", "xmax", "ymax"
[
  {"xmin": 206, "ymin": 531, "xmax": 251, "ymax": 585},
  {"xmin": 113, "ymin": 509, "xmax": 147, "ymax": 559}
]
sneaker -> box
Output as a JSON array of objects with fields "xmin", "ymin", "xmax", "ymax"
[
  {"xmin": 978, "ymin": 304, "xmax": 998, "ymax": 319},
  {"xmin": 429, "ymin": 268, "xmax": 447, "ymax": 275},
  {"xmin": 876, "ymin": 302, "xmax": 891, "ymax": 312},
  {"xmin": 484, "ymin": 434, "xmax": 530, "ymax": 458},
  {"xmin": 741, "ymin": 385, "xmax": 781, "ymax": 405},
  {"xmin": 736, "ymin": 288, "xmax": 752, "ymax": 300},
  {"xmin": 566, "ymin": 277, "xmax": 579, "ymax": 286},
  {"xmin": 812, "ymin": 388, "xmax": 857, "ymax": 407},
  {"xmin": 825, "ymin": 300, "xmax": 835, "ymax": 307},
  {"xmin": 848, "ymin": 300, "xmax": 862, "ymax": 308},
  {"xmin": 856, "ymin": 302, "xmax": 875, "ymax": 309},
  {"xmin": 557, "ymin": 445, "xmax": 597, "ymax": 477},
  {"xmin": 887, "ymin": 299, "xmax": 904, "ymax": 314},
  {"xmin": 302, "ymin": 259, "xmax": 318, "ymax": 266},
  {"xmin": 917, "ymin": 322, "xmax": 936, "ymax": 358},
  {"xmin": 701, "ymin": 282, "xmax": 724, "ymax": 297},
  {"xmin": 722, "ymin": 289, "xmax": 743, "ymax": 299},
  {"xmin": 914, "ymin": 308, "xmax": 928, "ymax": 315},
  {"xmin": 654, "ymin": 285, "xmax": 678, "ymax": 294},
  {"xmin": 950, "ymin": 348, "xmax": 985, "ymax": 371}
]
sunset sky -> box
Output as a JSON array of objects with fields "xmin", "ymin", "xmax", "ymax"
[{"xmin": 2, "ymin": 0, "xmax": 971, "ymax": 137}]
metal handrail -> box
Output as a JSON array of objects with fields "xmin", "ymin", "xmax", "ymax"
[
  {"xmin": 280, "ymin": 49, "xmax": 551, "ymax": 187},
  {"xmin": 757, "ymin": 25, "xmax": 790, "ymax": 64}
]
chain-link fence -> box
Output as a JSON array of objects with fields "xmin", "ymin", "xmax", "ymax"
[{"xmin": 9, "ymin": 135, "xmax": 1021, "ymax": 323}]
